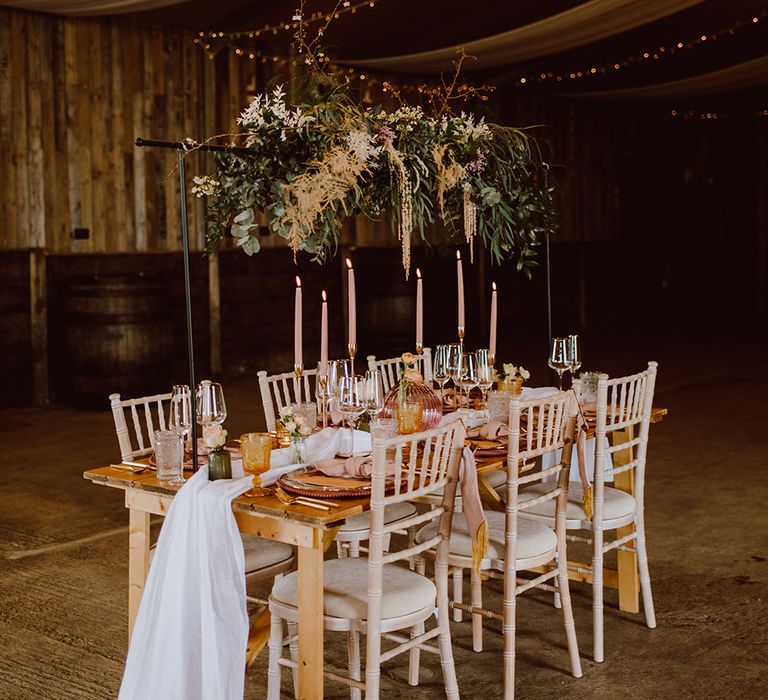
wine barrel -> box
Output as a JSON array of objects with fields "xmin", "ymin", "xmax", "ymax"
[{"xmin": 64, "ymin": 274, "xmax": 174, "ymax": 407}]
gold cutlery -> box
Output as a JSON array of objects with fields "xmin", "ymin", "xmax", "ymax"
[{"xmin": 275, "ymin": 488, "xmax": 335, "ymax": 511}]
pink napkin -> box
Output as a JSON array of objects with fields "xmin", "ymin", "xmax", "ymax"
[
  {"xmin": 442, "ymin": 388, "xmax": 470, "ymax": 409},
  {"xmin": 467, "ymin": 420, "xmax": 508, "ymax": 440},
  {"xmin": 314, "ymin": 456, "xmax": 373, "ymax": 478},
  {"xmin": 314, "ymin": 444, "xmax": 487, "ymax": 570}
]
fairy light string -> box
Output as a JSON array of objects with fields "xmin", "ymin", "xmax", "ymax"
[{"xmin": 515, "ymin": 10, "xmax": 768, "ymax": 87}]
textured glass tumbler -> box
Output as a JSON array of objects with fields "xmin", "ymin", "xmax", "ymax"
[{"xmin": 154, "ymin": 430, "xmax": 183, "ymax": 484}]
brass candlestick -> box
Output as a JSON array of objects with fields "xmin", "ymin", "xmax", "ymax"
[
  {"xmin": 348, "ymin": 344, "xmax": 357, "ymax": 375},
  {"xmin": 293, "ymin": 364, "xmax": 304, "ymax": 404},
  {"xmin": 458, "ymin": 326, "xmax": 465, "ymax": 356},
  {"xmin": 317, "ymin": 374, "xmax": 329, "ymax": 429},
  {"xmin": 416, "ymin": 342, "xmax": 423, "ymax": 380}
]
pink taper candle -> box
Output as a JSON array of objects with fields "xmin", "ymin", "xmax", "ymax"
[
  {"xmin": 416, "ymin": 268, "xmax": 423, "ymax": 349},
  {"xmin": 294, "ymin": 276, "xmax": 302, "ymax": 368},
  {"xmin": 456, "ymin": 250, "xmax": 465, "ymax": 330},
  {"xmin": 346, "ymin": 258, "xmax": 356, "ymax": 348},
  {"xmin": 489, "ymin": 282, "xmax": 498, "ymax": 357},
  {"xmin": 320, "ymin": 290, "xmax": 328, "ymax": 376}
]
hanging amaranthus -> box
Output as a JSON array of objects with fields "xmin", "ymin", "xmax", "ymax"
[
  {"xmin": 433, "ymin": 144, "xmax": 464, "ymax": 217},
  {"xmin": 463, "ymin": 183, "xmax": 477, "ymax": 262},
  {"xmin": 385, "ymin": 143, "xmax": 414, "ymax": 278}
]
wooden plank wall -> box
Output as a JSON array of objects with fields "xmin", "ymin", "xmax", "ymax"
[{"xmin": 0, "ymin": 6, "xmax": 260, "ymax": 254}]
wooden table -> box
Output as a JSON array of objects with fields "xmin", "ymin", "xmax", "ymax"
[{"xmin": 84, "ymin": 465, "xmax": 370, "ymax": 700}]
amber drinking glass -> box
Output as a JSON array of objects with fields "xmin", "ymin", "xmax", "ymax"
[
  {"xmin": 240, "ymin": 432, "xmax": 272, "ymax": 496},
  {"xmin": 397, "ymin": 402, "xmax": 423, "ymax": 435}
]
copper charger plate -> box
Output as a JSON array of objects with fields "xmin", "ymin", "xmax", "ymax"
[{"xmin": 278, "ymin": 467, "xmax": 403, "ymax": 499}]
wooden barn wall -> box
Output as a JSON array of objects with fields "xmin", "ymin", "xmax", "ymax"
[{"xmin": 0, "ymin": 6, "xmax": 270, "ymax": 254}]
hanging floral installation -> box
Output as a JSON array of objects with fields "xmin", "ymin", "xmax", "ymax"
[{"xmin": 195, "ymin": 3, "xmax": 556, "ymax": 278}]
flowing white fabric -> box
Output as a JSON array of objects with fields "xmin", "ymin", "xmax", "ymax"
[
  {"xmin": 255, "ymin": 427, "xmax": 372, "ymax": 486},
  {"xmin": 118, "ymin": 466, "xmax": 253, "ymax": 700},
  {"xmin": 342, "ymin": 0, "xmax": 705, "ymax": 73},
  {"xmin": 2, "ymin": 0, "xmax": 187, "ymax": 16}
]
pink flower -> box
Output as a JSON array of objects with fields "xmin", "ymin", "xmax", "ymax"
[{"xmin": 404, "ymin": 367, "xmax": 423, "ymax": 383}]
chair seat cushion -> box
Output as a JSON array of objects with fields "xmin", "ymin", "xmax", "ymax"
[
  {"xmin": 519, "ymin": 483, "xmax": 636, "ymax": 522},
  {"xmin": 415, "ymin": 511, "xmax": 556, "ymax": 563},
  {"xmin": 242, "ymin": 535, "xmax": 294, "ymax": 573},
  {"xmin": 272, "ymin": 558, "xmax": 436, "ymax": 620},
  {"xmin": 338, "ymin": 502, "xmax": 417, "ymax": 533},
  {"xmin": 151, "ymin": 534, "xmax": 293, "ymax": 574}
]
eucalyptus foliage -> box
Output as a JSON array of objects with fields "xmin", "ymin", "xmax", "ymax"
[{"xmin": 196, "ymin": 85, "xmax": 555, "ymax": 276}]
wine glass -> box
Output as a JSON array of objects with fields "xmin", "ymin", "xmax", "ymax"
[
  {"xmin": 432, "ymin": 345, "xmax": 451, "ymax": 404},
  {"xmin": 337, "ymin": 375, "xmax": 365, "ymax": 456},
  {"xmin": 362, "ymin": 369, "xmax": 385, "ymax": 419},
  {"xmin": 475, "ymin": 349, "xmax": 493, "ymax": 408},
  {"xmin": 447, "ymin": 343, "xmax": 462, "ymax": 404},
  {"xmin": 168, "ymin": 384, "xmax": 191, "ymax": 484},
  {"xmin": 457, "ymin": 352, "xmax": 478, "ymax": 410},
  {"xmin": 566, "ymin": 334, "xmax": 582, "ymax": 383},
  {"xmin": 548, "ymin": 338, "xmax": 569, "ymax": 390},
  {"xmin": 196, "ymin": 380, "xmax": 226, "ymax": 458}
]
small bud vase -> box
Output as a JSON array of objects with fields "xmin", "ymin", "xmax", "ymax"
[
  {"xmin": 208, "ymin": 447, "xmax": 232, "ymax": 481},
  {"xmin": 290, "ymin": 434, "xmax": 306, "ymax": 464}
]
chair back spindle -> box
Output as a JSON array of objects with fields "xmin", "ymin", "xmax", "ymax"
[
  {"xmin": 257, "ymin": 368, "xmax": 318, "ymax": 432},
  {"xmin": 109, "ymin": 392, "xmax": 172, "ymax": 460}
]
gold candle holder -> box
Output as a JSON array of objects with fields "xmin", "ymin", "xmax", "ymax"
[
  {"xmin": 317, "ymin": 374, "xmax": 329, "ymax": 429},
  {"xmin": 415, "ymin": 343, "xmax": 423, "ymax": 378},
  {"xmin": 348, "ymin": 343, "xmax": 357, "ymax": 375},
  {"xmin": 293, "ymin": 363, "xmax": 304, "ymax": 403},
  {"xmin": 458, "ymin": 326, "xmax": 465, "ymax": 356}
]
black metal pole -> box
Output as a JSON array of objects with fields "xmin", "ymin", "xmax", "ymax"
[
  {"xmin": 177, "ymin": 151, "xmax": 198, "ymax": 474},
  {"xmin": 135, "ymin": 137, "xmax": 213, "ymax": 473},
  {"xmin": 546, "ymin": 232, "xmax": 552, "ymax": 347}
]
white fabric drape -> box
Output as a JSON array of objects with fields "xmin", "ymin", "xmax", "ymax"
[
  {"xmin": 567, "ymin": 54, "xmax": 768, "ymax": 100},
  {"xmin": 118, "ymin": 466, "xmax": 252, "ymax": 700},
  {"xmin": 342, "ymin": 0, "xmax": 706, "ymax": 73},
  {"xmin": 2, "ymin": 0, "xmax": 187, "ymax": 16}
]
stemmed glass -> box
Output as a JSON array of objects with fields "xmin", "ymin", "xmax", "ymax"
[
  {"xmin": 566, "ymin": 334, "xmax": 582, "ymax": 384},
  {"xmin": 196, "ymin": 380, "xmax": 227, "ymax": 427},
  {"xmin": 475, "ymin": 349, "xmax": 493, "ymax": 408},
  {"xmin": 432, "ymin": 345, "xmax": 451, "ymax": 403},
  {"xmin": 168, "ymin": 384, "xmax": 191, "ymax": 484},
  {"xmin": 362, "ymin": 369, "xmax": 385, "ymax": 420},
  {"xmin": 457, "ymin": 352, "xmax": 478, "ymax": 410},
  {"xmin": 337, "ymin": 375, "xmax": 365, "ymax": 457},
  {"xmin": 548, "ymin": 338, "xmax": 569, "ymax": 390},
  {"xmin": 447, "ymin": 343, "xmax": 462, "ymax": 405},
  {"xmin": 327, "ymin": 359, "xmax": 351, "ymax": 409}
]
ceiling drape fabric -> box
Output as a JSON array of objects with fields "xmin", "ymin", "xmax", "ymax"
[
  {"xmin": 568, "ymin": 54, "xmax": 768, "ymax": 100},
  {"xmin": 343, "ymin": 0, "xmax": 706, "ymax": 73},
  {"xmin": 1, "ymin": 0, "xmax": 186, "ymax": 15}
]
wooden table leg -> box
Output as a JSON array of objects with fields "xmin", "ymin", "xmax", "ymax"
[
  {"xmin": 297, "ymin": 542, "xmax": 324, "ymax": 700},
  {"xmin": 127, "ymin": 506, "xmax": 150, "ymax": 639},
  {"xmin": 612, "ymin": 428, "xmax": 640, "ymax": 614}
]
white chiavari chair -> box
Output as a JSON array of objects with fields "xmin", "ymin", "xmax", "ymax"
[
  {"xmin": 366, "ymin": 347, "xmax": 433, "ymax": 393},
  {"xmin": 109, "ymin": 392, "xmax": 172, "ymax": 460},
  {"xmin": 520, "ymin": 362, "xmax": 658, "ymax": 662},
  {"xmin": 267, "ymin": 420, "xmax": 466, "ymax": 700},
  {"xmin": 413, "ymin": 390, "xmax": 582, "ymax": 698},
  {"xmin": 257, "ymin": 367, "xmax": 318, "ymax": 432},
  {"xmin": 109, "ymin": 392, "xmax": 295, "ymax": 606}
]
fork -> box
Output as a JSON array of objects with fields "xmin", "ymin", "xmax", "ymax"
[{"xmin": 275, "ymin": 488, "xmax": 333, "ymax": 511}]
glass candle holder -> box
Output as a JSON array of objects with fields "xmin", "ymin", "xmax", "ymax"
[
  {"xmin": 241, "ymin": 432, "xmax": 272, "ymax": 495},
  {"xmin": 397, "ymin": 402, "xmax": 423, "ymax": 435},
  {"xmin": 488, "ymin": 390, "xmax": 511, "ymax": 424}
]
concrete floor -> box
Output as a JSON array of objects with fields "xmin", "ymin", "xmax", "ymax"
[{"xmin": 1, "ymin": 333, "xmax": 766, "ymax": 699}]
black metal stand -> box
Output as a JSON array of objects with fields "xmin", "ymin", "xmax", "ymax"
[{"xmin": 134, "ymin": 137, "xmax": 250, "ymax": 472}]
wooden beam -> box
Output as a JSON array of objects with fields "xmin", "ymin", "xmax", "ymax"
[
  {"xmin": 29, "ymin": 248, "xmax": 48, "ymax": 405},
  {"xmin": 209, "ymin": 252, "xmax": 222, "ymax": 374}
]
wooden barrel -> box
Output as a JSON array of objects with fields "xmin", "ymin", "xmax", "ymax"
[{"xmin": 64, "ymin": 274, "xmax": 174, "ymax": 406}]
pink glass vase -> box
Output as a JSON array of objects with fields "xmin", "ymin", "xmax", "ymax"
[{"xmin": 380, "ymin": 380, "xmax": 443, "ymax": 431}]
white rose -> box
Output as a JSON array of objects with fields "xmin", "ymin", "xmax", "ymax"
[
  {"xmin": 202, "ymin": 424, "xmax": 227, "ymax": 449},
  {"xmin": 520, "ymin": 367, "xmax": 530, "ymax": 380},
  {"xmin": 503, "ymin": 363, "xmax": 516, "ymax": 376},
  {"xmin": 279, "ymin": 406, "xmax": 292, "ymax": 419},
  {"xmin": 284, "ymin": 420, "xmax": 296, "ymax": 433}
]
